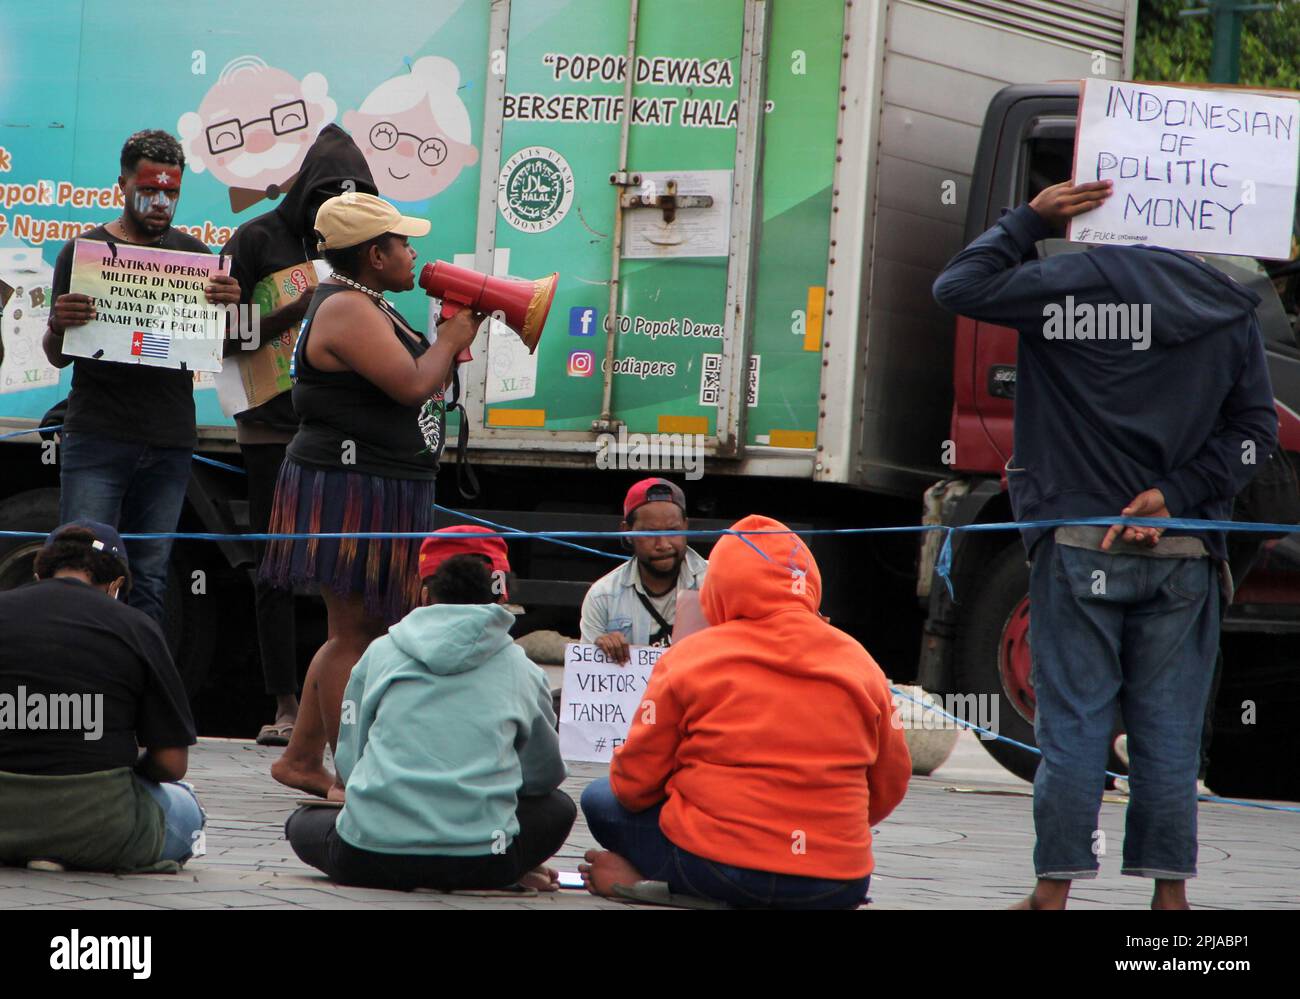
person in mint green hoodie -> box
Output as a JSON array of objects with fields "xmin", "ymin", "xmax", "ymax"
[{"xmin": 284, "ymin": 526, "xmax": 574, "ymax": 892}]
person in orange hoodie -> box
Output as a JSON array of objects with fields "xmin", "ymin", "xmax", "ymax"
[{"xmin": 578, "ymin": 514, "xmax": 911, "ymax": 909}]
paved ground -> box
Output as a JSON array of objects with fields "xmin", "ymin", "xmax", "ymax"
[{"xmin": 1, "ymin": 729, "xmax": 1296, "ymax": 910}]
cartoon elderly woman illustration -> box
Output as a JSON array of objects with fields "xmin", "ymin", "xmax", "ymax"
[{"xmin": 344, "ymin": 56, "xmax": 479, "ymax": 205}]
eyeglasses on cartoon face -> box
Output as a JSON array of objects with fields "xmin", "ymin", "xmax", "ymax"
[
  {"xmin": 367, "ymin": 122, "xmax": 448, "ymax": 166},
  {"xmin": 205, "ymin": 100, "xmax": 310, "ymax": 155}
]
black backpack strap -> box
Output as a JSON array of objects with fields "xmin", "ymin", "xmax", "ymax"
[
  {"xmin": 633, "ymin": 587, "xmax": 674, "ymax": 645},
  {"xmin": 451, "ymin": 366, "xmax": 480, "ymax": 500}
]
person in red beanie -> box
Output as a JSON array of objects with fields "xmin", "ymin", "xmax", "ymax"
[{"xmin": 578, "ymin": 514, "xmax": 911, "ymax": 909}]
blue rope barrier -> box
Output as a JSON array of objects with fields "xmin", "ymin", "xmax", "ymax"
[
  {"xmin": 0, "ymin": 516, "xmax": 1292, "ymax": 544},
  {"xmin": 191, "ymin": 454, "xmax": 248, "ymax": 475},
  {"xmin": 0, "ymin": 425, "xmax": 62, "ymax": 441},
  {"xmin": 889, "ymin": 687, "xmax": 1300, "ymax": 814},
  {"xmin": 11, "ymin": 422, "xmax": 1300, "ymax": 812},
  {"xmin": 432, "ymin": 503, "xmax": 627, "ymax": 563}
]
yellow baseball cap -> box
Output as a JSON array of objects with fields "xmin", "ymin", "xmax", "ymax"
[{"xmin": 314, "ymin": 192, "xmax": 430, "ymax": 250}]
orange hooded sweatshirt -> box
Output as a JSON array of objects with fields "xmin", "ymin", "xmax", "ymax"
[{"xmin": 609, "ymin": 514, "xmax": 912, "ymax": 880}]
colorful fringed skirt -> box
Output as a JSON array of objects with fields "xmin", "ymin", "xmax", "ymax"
[{"xmin": 258, "ymin": 458, "xmax": 435, "ymax": 625}]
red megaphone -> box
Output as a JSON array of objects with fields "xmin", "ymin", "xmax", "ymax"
[{"xmin": 419, "ymin": 260, "xmax": 558, "ymax": 363}]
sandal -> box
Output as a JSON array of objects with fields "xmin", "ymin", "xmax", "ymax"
[{"xmin": 256, "ymin": 721, "xmax": 295, "ymax": 746}]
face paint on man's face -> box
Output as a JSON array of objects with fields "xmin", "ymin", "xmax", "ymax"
[
  {"xmin": 133, "ymin": 162, "xmax": 183, "ymax": 192},
  {"xmin": 132, "ymin": 189, "xmax": 178, "ymax": 219},
  {"xmin": 128, "ymin": 162, "xmax": 182, "ymax": 229}
]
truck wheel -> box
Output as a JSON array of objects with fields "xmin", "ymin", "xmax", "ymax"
[
  {"xmin": 0, "ymin": 486, "xmax": 214, "ymax": 700},
  {"xmin": 954, "ymin": 544, "xmax": 1042, "ymax": 783},
  {"xmin": 955, "ymin": 543, "xmax": 1127, "ymax": 784},
  {"xmin": 161, "ymin": 542, "xmax": 217, "ymax": 699},
  {"xmin": 0, "ymin": 488, "xmax": 61, "ymax": 592}
]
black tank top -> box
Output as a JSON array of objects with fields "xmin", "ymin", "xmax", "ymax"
[{"xmin": 286, "ymin": 283, "xmax": 445, "ymax": 480}]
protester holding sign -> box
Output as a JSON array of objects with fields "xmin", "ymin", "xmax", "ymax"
[
  {"xmin": 220, "ymin": 125, "xmax": 378, "ymax": 747},
  {"xmin": 579, "ymin": 514, "xmax": 911, "ymax": 909},
  {"xmin": 580, "ymin": 477, "xmax": 707, "ymax": 663},
  {"xmin": 41, "ymin": 130, "xmax": 241, "ymax": 625},
  {"xmin": 1070, "ymin": 81, "xmax": 1299, "ymax": 259},
  {"xmin": 932, "ymin": 180, "xmax": 1278, "ymax": 910},
  {"xmin": 284, "ymin": 527, "xmax": 573, "ymax": 892},
  {"xmin": 261, "ymin": 193, "xmax": 482, "ymax": 797}
]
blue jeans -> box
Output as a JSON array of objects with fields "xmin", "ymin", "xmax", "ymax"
[
  {"xmin": 580, "ymin": 779, "xmax": 870, "ymax": 909},
  {"xmin": 136, "ymin": 777, "xmax": 206, "ymax": 863},
  {"xmin": 1028, "ymin": 537, "xmax": 1220, "ymax": 880},
  {"xmin": 59, "ymin": 431, "xmax": 193, "ymax": 625}
]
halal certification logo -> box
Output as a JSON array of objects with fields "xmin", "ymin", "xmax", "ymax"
[{"xmin": 498, "ymin": 146, "xmax": 574, "ymax": 233}]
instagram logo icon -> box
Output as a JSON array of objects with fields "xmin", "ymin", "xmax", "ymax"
[{"xmin": 568, "ymin": 350, "xmax": 595, "ymax": 377}]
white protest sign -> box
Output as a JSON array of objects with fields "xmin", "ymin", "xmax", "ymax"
[
  {"xmin": 558, "ymin": 642, "xmax": 664, "ymax": 763},
  {"xmin": 63, "ymin": 239, "xmax": 227, "ymax": 372},
  {"xmin": 1069, "ymin": 80, "xmax": 1300, "ymax": 259}
]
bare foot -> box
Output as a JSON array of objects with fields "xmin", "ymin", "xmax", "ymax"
[
  {"xmin": 519, "ymin": 866, "xmax": 559, "ymax": 892},
  {"xmin": 1010, "ymin": 879, "xmax": 1070, "ymax": 910},
  {"xmin": 578, "ymin": 849, "xmax": 643, "ymax": 897},
  {"xmin": 271, "ymin": 753, "xmax": 334, "ymax": 797},
  {"xmin": 326, "ymin": 781, "xmax": 346, "ymax": 802},
  {"xmin": 1152, "ymin": 880, "xmax": 1190, "ymax": 910}
]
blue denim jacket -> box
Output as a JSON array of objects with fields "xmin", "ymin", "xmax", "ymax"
[{"xmin": 579, "ymin": 548, "xmax": 708, "ymax": 646}]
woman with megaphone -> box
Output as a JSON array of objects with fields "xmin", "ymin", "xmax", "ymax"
[{"xmin": 260, "ymin": 192, "xmax": 484, "ymax": 798}]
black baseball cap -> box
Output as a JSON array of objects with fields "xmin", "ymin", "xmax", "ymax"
[{"xmin": 45, "ymin": 519, "xmax": 129, "ymax": 572}]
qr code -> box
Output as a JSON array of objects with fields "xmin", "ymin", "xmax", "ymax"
[
  {"xmin": 699, "ymin": 353, "xmax": 722, "ymax": 405},
  {"xmin": 699, "ymin": 354, "xmax": 760, "ymax": 406}
]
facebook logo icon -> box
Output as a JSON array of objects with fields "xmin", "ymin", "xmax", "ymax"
[{"xmin": 569, "ymin": 306, "xmax": 598, "ymax": 336}]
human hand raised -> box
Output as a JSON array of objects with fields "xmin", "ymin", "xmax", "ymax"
[{"xmin": 1028, "ymin": 180, "xmax": 1113, "ymax": 232}]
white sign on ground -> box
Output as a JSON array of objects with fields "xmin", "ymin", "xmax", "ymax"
[
  {"xmin": 558, "ymin": 642, "xmax": 663, "ymax": 763},
  {"xmin": 1069, "ymin": 80, "xmax": 1300, "ymax": 259}
]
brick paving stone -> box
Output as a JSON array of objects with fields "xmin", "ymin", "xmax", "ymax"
[{"xmin": 0, "ymin": 732, "xmax": 1295, "ymax": 909}]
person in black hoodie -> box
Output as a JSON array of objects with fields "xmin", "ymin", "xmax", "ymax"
[
  {"xmin": 221, "ymin": 126, "xmax": 377, "ymax": 745},
  {"xmin": 933, "ymin": 180, "xmax": 1278, "ymax": 911}
]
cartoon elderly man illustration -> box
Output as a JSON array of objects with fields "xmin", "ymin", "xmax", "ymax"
[
  {"xmin": 343, "ymin": 56, "xmax": 479, "ymax": 204},
  {"xmin": 178, "ymin": 56, "xmax": 338, "ymax": 212}
]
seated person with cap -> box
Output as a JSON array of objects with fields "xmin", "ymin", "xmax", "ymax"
[
  {"xmin": 0, "ymin": 521, "xmax": 204, "ymax": 873},
  {"xmin": 284, "ymin": 526, "xmax": 575, "ymax": 892},
  {"xmin": 580, "ymin": 515, "xmax": 912, "ymax": 909},
  {"xmin": 580, "ymin": 478, "xmax": 707, "ymax": 664}
]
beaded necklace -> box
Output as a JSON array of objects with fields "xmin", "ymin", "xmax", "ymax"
[{"xmin": 329, "ymin": 271, "xmax": 385, "ymax": 301}]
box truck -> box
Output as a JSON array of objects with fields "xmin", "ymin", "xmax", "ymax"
[{"xmin": 13, "ymin": 0, "xmax": 1294, "ymax": 793}]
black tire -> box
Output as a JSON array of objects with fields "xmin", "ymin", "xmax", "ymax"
[
  {"xmin": 954, "ymin": 544, "xmax": 1042, "ymax": 783},
  {"xmin": 0, "ymin": 487, "xmax": 61, "ymax": 592},
  {"xmin": 162, "ymin": 542, "xmax": 217, "ymax": 700},
  {"xmin": 955, "ymin": 542, "xmax": 1128, "ymax": 784}
]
